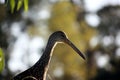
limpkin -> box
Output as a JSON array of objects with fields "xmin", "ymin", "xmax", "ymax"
[{"xmin": 12, "ymin": 31, "xmax": 85, "ymax": 80}]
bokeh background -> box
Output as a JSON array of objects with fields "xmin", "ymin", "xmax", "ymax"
[{"xmin": 0, "ymin": 0, "xmax": 120, "ymax": 80}]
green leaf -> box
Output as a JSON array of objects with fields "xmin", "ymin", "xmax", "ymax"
[
  {"xmin": 0, "ymin": 48, "xmax": 4, "ymax": 73},
  {"xmin": 17, "ymin": 0, "xmax": 23, "ymax": 11},
  {"xmin": 10, "ymin": 0, "xmax": 15, "ymax": 13},
  {"xmin": 24, "ymin": 0, "xmax": 28, "ymax": 12}
]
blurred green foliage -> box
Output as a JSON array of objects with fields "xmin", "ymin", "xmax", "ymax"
[
  {"xmin": 8, "ymin": 0, "xmax": 28, "ymax": 13},
  {"xmin": 0, "ymin": 48, "xmax": 4, "ymax": 73}
]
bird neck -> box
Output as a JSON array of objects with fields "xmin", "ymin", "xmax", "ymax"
[{"xmin": 33, "ymin": 40, "xmax": 56, "ymax": 80}]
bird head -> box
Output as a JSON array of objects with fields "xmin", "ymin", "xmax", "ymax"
[
  {"xmin": 49, "ymin": 31, "xmax": 68, "ymax": 42},
  {"xmin": 49, "ymin": 31, "xmax": 86, "ymax": 60}
]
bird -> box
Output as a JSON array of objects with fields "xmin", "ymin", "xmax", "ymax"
[{"xmin": 12, "ymin": 31, "xmax": 86, "ymax": 80}]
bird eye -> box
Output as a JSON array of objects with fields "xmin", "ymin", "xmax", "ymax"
[
  {"xmin": 61, "ymin": 35, "xmax": 64, "ymax": 37},
  {"xmin": 61, "ymin": 34, "xmax": 66, "ymax": 38}
]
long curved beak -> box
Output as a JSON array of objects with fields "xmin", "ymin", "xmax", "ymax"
[{"xmin": 65, "ymin": 39, "xmax": 86, "ymax": 60}]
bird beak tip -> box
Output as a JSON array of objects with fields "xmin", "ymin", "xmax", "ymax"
[
  {"xmin": 82, "ymin": 56, "xmax": 86, "ymax": 60},
  {"xmin": 79, "ymin": 53, "xmax": 86, "ymax": 60}
]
